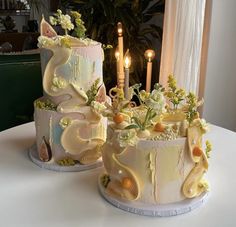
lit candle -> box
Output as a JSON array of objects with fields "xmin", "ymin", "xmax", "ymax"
[
  {"xmin": 117, "ymin": 22, "xmax": 124, "ymax": 89},
  {"xmin": 115, "ymin": 48, "xmax": 120, "ymax": 86},
  {"xmin": 144, "ymin": 49, "xmax": 155, "ymax": 93},
  {"xmin": 124, "ymin": 50, "xmax": 131, "ymax": 99}
]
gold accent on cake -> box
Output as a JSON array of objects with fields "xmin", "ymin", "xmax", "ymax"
[
  {"xmin": 182, "ymin": 151, "xmax": 208, "ymax": 198},
  {"xmin": 79, "ymin": 145, "xmax": 102, "ymax": 164},
  {"xmin": 182, "ymin": 119, "xmax": 209, "ymax": 198}
]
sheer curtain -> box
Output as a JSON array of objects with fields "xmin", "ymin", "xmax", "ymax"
[
  {"xmin": 159, "ymin": 0, "xmax": 206, "ymax": 94},
  {"xmin": 30, "ymin": 0, "xmax": 50, "ymax": 22}
]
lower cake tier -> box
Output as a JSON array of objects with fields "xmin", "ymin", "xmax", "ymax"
[
  {"xmin": 98, "ymin": 173, "xmax": 209, "ymax": 217},
  {"xmin": 101, "ymin": 128, "xmax": 209, "ymax": 205},
  {"xmin": 33, "ymin": 98, "xmax": 107, "ymax": 169}
]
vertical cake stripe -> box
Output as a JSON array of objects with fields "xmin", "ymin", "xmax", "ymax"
[
  {"xmin": 49, "ymin": 115, "xmax": 53, "ymax": 148},
  {"xmin": 153, "ymin": 151, "xmax": 158, "ymax": 203}
]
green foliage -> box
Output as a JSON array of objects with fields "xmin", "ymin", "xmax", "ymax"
[
  {"xmin": 34, "ymin": 99, "xmax": 57, "ymax": 111},
  {"xmin": 185, "ymin": 92, "xmax": 198, "ymax": 124},
  {"xmin": 131, "ymin": 83, "xmax": 143, "ymax": 104},
  {"xmin": 205, "ymin": 140, "xmax": 212, "ymax": 158},
  {"xmin": 165, "ymin": 75, "xmax": 185, "ymax": 109},
  {"xmin": 57, "ymin": 158, "xmax": 77, "ymax": 166},
  {"xmin": 61, "ymin": 0, "xmax": 164, "ymax": 89},
  {"xmin": 86, "ymin": 78, "xmax": 100, "ymax": 105},
  {"xmin": 126, "ymin": 107, "xmax": 156, "ymax": 131},
  {"xmin": 101, "ymin": 174, "xmax": 111, "ymax": 188},
  {"xmin": 70, "ymin": 11, "xmax": 87, "ymax": 38}
]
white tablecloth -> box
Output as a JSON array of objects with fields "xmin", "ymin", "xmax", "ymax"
[{"xmin": 0, "ymin": 122, "xmax": 235, "ymax": 227}]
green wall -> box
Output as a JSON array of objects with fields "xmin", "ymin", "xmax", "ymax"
[{"xmin": 0, "ymin": 53, "xmax": 42, "ymax": 131}]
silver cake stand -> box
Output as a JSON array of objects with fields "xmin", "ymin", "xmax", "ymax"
[
  {"xmin": 28, "ymin": 144, "xmax": 103, "ymax": 172},
  {"xmin": 98, "ymin": 173, "xmax": 209, "ymax": 217}
]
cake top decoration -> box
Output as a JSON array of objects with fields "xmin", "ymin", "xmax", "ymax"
[
  {"xmin": 38, "ymin": 9, "xmax": 99, "ymax": 48},
  {"xmin": 104, "ymin": 74, "xmax": 210, "ymax": 144}
]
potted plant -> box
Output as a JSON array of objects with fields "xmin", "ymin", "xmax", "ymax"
[
  {"xmin": 0, "ymin": 15, "xmax": 16, "ymax": 32},
  {"xmin": 61, "ymin": 0, "xmax": 165, "ymax": 90}
]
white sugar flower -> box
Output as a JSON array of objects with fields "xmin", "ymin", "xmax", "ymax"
[
  {"xmin": 49, "ymin": 16, "xmax": 57, "ymax": 25},
  {"xmin": 145, "ymin": 89, "xmax": 166, "ymax": 114},
  {"xmin": 119, "ymin": 130, "xmax": 138, "ymax": 147},
  {"xmin": 60, "ymin": 14, "xmax": 74, "ymax": 32},
  {"xmin": 37, "ymin": 36, "xmax": 54, "ymax": 48},
  {"xmin": 57, "ymin": 9, "xmax": 62, "ymax": 14},
  {"xmin": 91, "ymin": 101, "xmax": 106, "ymax": 113},
  {"xmin": 51, "ymin": 76, "xmax": 68, "ymax": 92}
]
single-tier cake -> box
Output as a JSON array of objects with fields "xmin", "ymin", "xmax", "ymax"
[
  {"xmin": 30, "ymin": 10, "xmax": 107, "ymax": 171},
  {"xmin": 99, "ymin": 76, "xmax": 212, "ymax": 216}
]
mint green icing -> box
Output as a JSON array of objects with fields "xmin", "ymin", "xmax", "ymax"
[{"xmin": 53, "ymin": 124, "xmax": 63, "ymax": 144}]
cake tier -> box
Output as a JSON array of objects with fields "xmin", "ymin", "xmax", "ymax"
[
  {"xmin": 102, "ymin": 127, "xmax": 195, "ymax": 204},
  {"xmin": 40, "ymin": 40, "xmax": 104, "ymax": 106},
  {"xmin": 34, "ymin": 98, "xmax": 107, "ymax": 166}
]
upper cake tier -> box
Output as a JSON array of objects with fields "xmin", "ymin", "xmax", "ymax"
[{"xmin": 38, "ymin": 16, "xmax": 104, "ymax": 108}]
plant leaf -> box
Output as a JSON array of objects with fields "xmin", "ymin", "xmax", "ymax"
[{"xmin": 125, "ymin": 124, "xmax": 139, "ymax": 130}]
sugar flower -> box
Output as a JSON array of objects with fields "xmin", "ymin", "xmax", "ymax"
[
  {"xmin": 191, "ymin": 118, "xmax": 209, "ymax": 133},
  {"xmin": 37, "ymin": 36, "xmax": 54, "ymax": 48},
  {"xmin": 119, "ymin": 129, "xmax": 138, "ymax": 147},
  {"xmin": 145, "ymin": 89, "xmax": 166, "ymax": 115},
  {"xmin": 60, "ymin": 14, "xmax": 74, "ymax": 32},
  {"xmin": 91, "ymin": 101, "xmax": 106, "ymax": 114},
  {"xmin": 51, "ymin": 76, "xmax": 68, "ymax": 92},
  {"xmin": 49, "ymin": 10, "xmax": 74, "ymax": 35},
  {"xmin": 59, "ymin": 117, "xmax": 72, "ymax": 129}
]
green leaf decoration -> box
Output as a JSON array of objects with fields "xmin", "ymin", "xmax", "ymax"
[
  {"xmin": 86, "ymin": 78, "xmax": 100, "ymax": 105},
  {"xmin": 165, "ymin": 75, "xmax": 186, "ymax": 109},
  {"xmin": 125, "ymin": 124, "xmax": 139, "ymax": 130}
]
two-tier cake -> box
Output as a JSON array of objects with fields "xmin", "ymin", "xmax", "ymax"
[{"xmin": 29, "ymin": 10, "xmax": 107, "ymax": 171}]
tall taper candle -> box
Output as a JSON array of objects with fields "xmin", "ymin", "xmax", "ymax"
[
  {"xmin": 144, "ymin": 49, "xmax": 155, "ymax": 93},
  {"xmin": 146, "ymin": 62, "xmax": 152, "ymax": 93},
  {"xmin": 124, "ymin": 51, "xmax": 131, "ymax": 99},
  {"xmin": 117, "ymin": 22, "xmax": 124, "ymax": 89},
  {"xmin": 115, "ymin": 48, "xmax": 120, "ymax": 86}
]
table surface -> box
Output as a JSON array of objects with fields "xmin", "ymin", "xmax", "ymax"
[{"xmin": 0, "ymin": 122, "xmax": 235, "ymax": 227}]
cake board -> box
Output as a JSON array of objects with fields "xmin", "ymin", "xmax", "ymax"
[
  {"xmin": 28, "ymin": 144, "xmax": 103, "ymax": 172},
  {"xmin": 98, "ymin": 173, "xmax": 209, "ymax": 217}
]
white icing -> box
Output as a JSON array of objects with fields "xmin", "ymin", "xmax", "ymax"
[{"xmin": 102, "ymin": 128, "xmax": 194, "ymax": 204}]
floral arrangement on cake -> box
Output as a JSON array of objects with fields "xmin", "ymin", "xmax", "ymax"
[
  {"xmin": 104, "ymin": 74, "xmax": 211, "ymax": 152},
  {"xmin": 38, "ymin": 9, "xmax": 112, "ymax": 50}
]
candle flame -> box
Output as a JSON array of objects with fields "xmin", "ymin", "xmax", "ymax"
[
  {"xmin": 124, "ymin": 49, "xmax": 131, "ymax": 68},
  {"xmin": 117, "ymin": 22, "xmax": 123, "ymax": 36},
  {"xmin": 124, "ymin": 57, "xmax": 130, "ymax": 68},
  {"xmin": 144, "ymin": 49, "xmax": 155, "ymax": 62}
]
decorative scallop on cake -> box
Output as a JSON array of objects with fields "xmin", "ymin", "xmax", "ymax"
[
  {"xmin": 29, "ymin": 10, "xmax": 108, "ymax": 171},
  {"xmin": 99, "ymin": 77, "xmax": 212, "ymax": 216}
]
